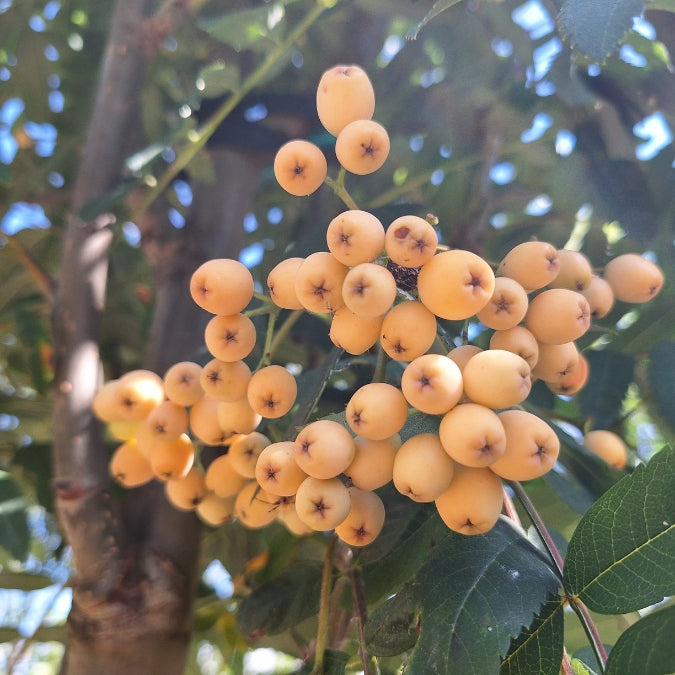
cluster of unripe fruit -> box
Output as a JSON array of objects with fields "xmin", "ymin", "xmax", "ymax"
[{"xmin": 93, "ymin": 64, "xmax": 663, "ymax": 545}]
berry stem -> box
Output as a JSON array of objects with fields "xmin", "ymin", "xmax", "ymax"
[
  {"xmin": 501, "ymin": 485, "xmax": 521, "ymax": 527},
  {"xmin": 256, "ymin": 307, "xmax": 280, "ymax": 369},
  {"xmin": 570, "ymin": 598, "xmax": 609, "ymax": 671},
  {"xmin": 311, "ymin": 534, "xmax": 338, "ymax": 675},
  {"xmin": 324, "ymin": 170, "xmax": 360, "ymax": 210},
  {"xmin": 509, "ymin": 480, "xmax": 609, "ymax": 671},
  {"xmin": 268, "ymin": 308, "xmax": 303, "ymax": 361},
  {"xmin": 349, "ymin": 564, "xmax": 379, "ymax": 675},
  {"xmin": 372, "ymin": 342, "xmax": 389, "ymax": 384},
  {"xmin": 245, "ymin": 300, "xmax": 277, "ymax": 318},
  {"xmin": 508, "ymin": 480, "xmax": 563, "ymax": 576}
]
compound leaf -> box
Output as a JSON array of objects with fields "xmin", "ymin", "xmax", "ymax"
[
  {"xmin": 236, "ymin": 560, "xmax": 322, "ymax": 637},
  {"xmin": 605, "ymin": 604, "xmax": 675, "ymax": 675},
  {"xmin": 500, "ymin": 595, "xmax": 564, "ymax": 675},
  {"xmin": 563, "ymin": 446, "xmax": 675, "ymax": 614},
  {"xmin": 558, "ymin": 0, "xmax": 648, "ymax": 63},
  {"xmin": 367, "ymin": 517, "xmax": 561, "ymax": 674}
]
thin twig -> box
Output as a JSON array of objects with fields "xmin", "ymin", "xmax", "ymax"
[
  {"xmin": 371, "ymin": 342, "xmax": 389, "ymax": 383},
  {"xmin": 570, "ymin": 599, "xmax": 609, "ymax": 670},
  {"xmin": 268, "ymin": 308, "xmax": 304, "ymax": 362},
  {"xmin": 349, "ymin": 564, "xmax": 378, "ymax": 675},
  {"xmin": 324, "ymin": 170, "xmax": 359, "ymax": 210},
  {"xmin": 508, "ymin": 480, "xmax": 564, "ymax": 577},
  {"xmin": 509, "ymin": 480, "xmax": 608, "ymax": 671},
  {"xmin": 132, "ymin": 1, "xmax": 329, "ymax": 219},
  {"xmin": 561, "ymin": 648, "xmax": 575, "ymax": 675},
  {"xmin": 255, "ymin": 307, "xmax": 279, "ymax": 370},
  {"xmin": 501, "ymin": 484, "xmax": 521, "ymax": 527},
  {"xmin": 311, "ymin": 535, "xmax": 338, "ymax": 675}
]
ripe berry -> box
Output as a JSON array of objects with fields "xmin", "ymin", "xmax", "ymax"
[
  {"xmin": 497, "ymin": 241, "xmax": 559, "ymax": 292},
  {"xmin": 294, "ymin": 476, "xmax": 351, "ymax": 531},
  {"xmin": 489, "ymin": 410, "xmax": 560, "ymax": 481},
  {"xmin": 435, "ymin": 465, "xmax": 504, "ymax": 535},
  {"xmin": 335, "ymin": 488, "xmax": 386, "ymax": 547},
  {"xmin": 273, "ymin": 139, "xmax": 327, "ymax": 196},
  {"xmin": 384, "ymin": 215, "xmax": 438, "ymax": 268},
  {"xmin": 246, "ymin": 365, "xmax": 297, "ymax": 419},
  {"xmin": 603, "ymin": 253, "xmax": 664, "ymax": 303},
  {"xmin": 417, "ymin": 249, "xmax": 495, "ymax": 321},
  {"xmin": 346, "ymin": 382, "xmax": 409, "ymax": 440},
  {"xmin": 316, "ymin": 64, "xmax": 376, "ymax": 137},
  {"xmin": 335, "ymin": 119, "xmax": 390, "ymax": 175},
  {"xmin": 190, "ymin": 258, "xmax": 254, "ymax": 315}
]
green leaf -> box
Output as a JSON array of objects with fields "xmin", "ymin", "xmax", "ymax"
[
  {"xmin": 406, "ymin": 0, "xmax": 464, "ymax": 40},
  {"xmin": 500, "ymin": 596, "xmax": 564, "ymax": 675},
  {"xmin": 605, "ymin": 605, "xmax": 675, "ymax": 675},
  {"xmin": 367, "ymin": 518, "xmax": 561, "ymax": 673},
  {"xmin": 365, "ymin": 581, "xmax": 421, "ymax": 656},
  {"xmin": 198, "ymin": 3, "xmax": 286, "ymax": 52},
  {"xmin": 570, "ymin": 658, "xmax": 600, "ymax": 675},
  {"xmin": 399, "ymin": 411, "xmax": 441, "ymax": 442},
  {"xmin": 563, "ymin": 446, "xmax": 675, "ymax": 614},
  {"xmin": 285, "ymin": 345, "xmax": 343, "ymax": 438},
  {"xmin": 546, "ymin": 422, "xmax": 622, "ymax": 512},
  {"xmin": 78, "ymin": 176, "xmax": 140, "ymax": 221},
  {"xmin": 197, "ymin": 61, "xmax": 240, "ymax": 99},
  {"xmin": 648, "ymin": 341, "xmax": 675, "ymax": 436},
  {"xmin": 576, "ymin": 349, "xmax": 635, "ymax": 430},
  {"xmin": 360, "ymin": 498, "xmax": 449, "ymax": 604},
  {"xmin": 558, "ymin": 0, "xmax": 648, "ymax": 63},
  {"xmin": 0, "ymin": 470, "xmax": 29, "ymax": 561},
  {"xmin": 235, "ymin": 560, "xmax": 322, "ymax": 637}
]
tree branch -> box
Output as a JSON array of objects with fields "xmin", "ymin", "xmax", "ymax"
[{"xmin": 1, "ymin": 232, "xmax": 56, "ymax": 304}]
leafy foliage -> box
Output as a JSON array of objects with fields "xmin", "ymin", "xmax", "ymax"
[
  {"xmin": 564, "ymin": 446, "xmax": 675, "ymax": 614},
  {"xmin": 366, "ymin": 519, "xmax": 561, "ymax": 673}
]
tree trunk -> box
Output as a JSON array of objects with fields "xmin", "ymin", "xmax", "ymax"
[
  {"xmin": 50, "ymin": 1, "xmax": 200, "ymax": 672},
  {"xmin": 51, "ymin": 0, "xmax": 282, "ymax": 668}
]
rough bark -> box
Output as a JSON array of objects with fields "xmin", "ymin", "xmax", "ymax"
[{"xmin": 50, "ymin": 1, "xmax": 200, "ymax": 673}]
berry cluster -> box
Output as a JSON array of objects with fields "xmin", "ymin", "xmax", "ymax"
[
  {"xmin": 273, "ymin": 64, "xmax": 389, "ymax": 195},
  {"xmin": 93, "ymin": 64, "xmax": 664, "ymax": 545}
]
